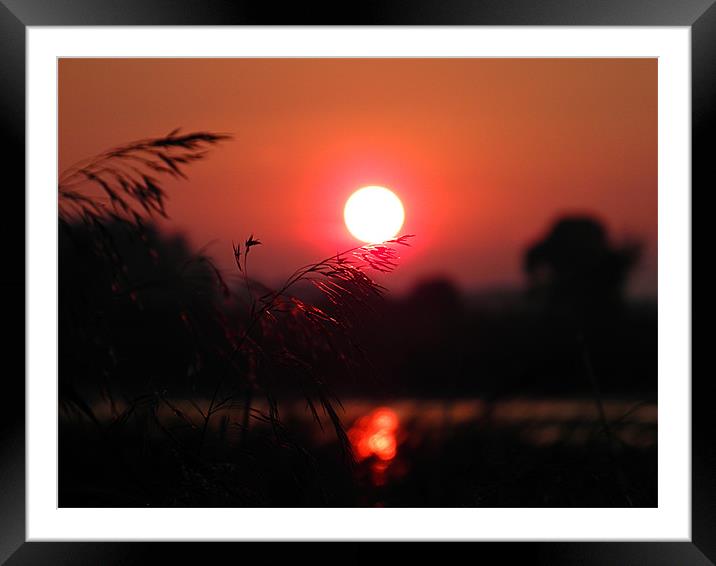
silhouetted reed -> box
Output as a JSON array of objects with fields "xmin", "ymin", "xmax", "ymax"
[
  {"xmin": 218, "ymin": 234, "xmax": 415, "ymax": 458},
  {"xmin": 59, "ymin": 130, "xmax": 231, "ymax": 295},
  {"xmin": 59, "ymin": 129, "xmax": 230, "ymax": 223}
]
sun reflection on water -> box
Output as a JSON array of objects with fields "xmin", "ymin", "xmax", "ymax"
[{"xmin": 348, "ymin": 407, "xmax": 402, "ymax": 487}]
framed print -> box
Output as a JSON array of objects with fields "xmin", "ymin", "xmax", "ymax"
[{"xmin": 1, "ymin": 0, "xmax": 709, "ymax": 563}]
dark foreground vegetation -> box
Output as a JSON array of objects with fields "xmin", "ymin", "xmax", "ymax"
[{"xmin": 60, "ymin": 400, "xmax": 656, "ymax": 507}]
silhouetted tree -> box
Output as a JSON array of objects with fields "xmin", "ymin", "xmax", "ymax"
[{"xmin": 524, "ymin": 216, "xmax": 640, "ymax": 329}]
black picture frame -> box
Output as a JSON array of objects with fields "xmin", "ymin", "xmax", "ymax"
[{"xmin": 0, "ymin": 1, "xmax": 708, "ymax": 563}]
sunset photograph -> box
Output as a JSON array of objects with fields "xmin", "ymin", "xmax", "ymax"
[{"xmin": 58, "ymin": 57, "xmax": 657, "ymax": 508}]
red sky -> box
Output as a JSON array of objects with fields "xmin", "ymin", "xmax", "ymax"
[{"xmin": 59, "ymin": 58, "xmax": 657, "ymax": 296}]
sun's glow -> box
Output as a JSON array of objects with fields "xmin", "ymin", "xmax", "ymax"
[{"xmin": 344, "ymin": 186, "xmax": 405, "ymax": 244}]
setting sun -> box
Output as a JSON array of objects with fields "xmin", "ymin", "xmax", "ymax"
[{"xmin": 344, "ymin": 186, "xmax": 405, "ymax": 244}]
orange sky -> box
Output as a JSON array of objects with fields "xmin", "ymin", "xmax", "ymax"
[{"xmin": 59, "ymin": 58, "xmax": 657, "ymax": 296}]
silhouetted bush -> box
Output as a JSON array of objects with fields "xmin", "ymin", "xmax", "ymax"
[{"xmin": 524, "ymin": 216, "xmax": 641, "ymax": 328}]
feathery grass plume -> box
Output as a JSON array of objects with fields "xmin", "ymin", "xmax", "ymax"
[
  {"xmin": 59, "ymin": 129, "xmax": 230, "ymax": 223},
  {"xmin": 58, "ymin": 129, "xmax": 230, "ymax": 295},
  {"xmin": 221, "ymin": 235, "xmax": 415, "ymax": 461}
]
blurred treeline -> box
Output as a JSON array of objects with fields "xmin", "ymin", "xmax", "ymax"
[{"xmin": 60, "ymin": 215, "xmax": 656, "ymax": 402}]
